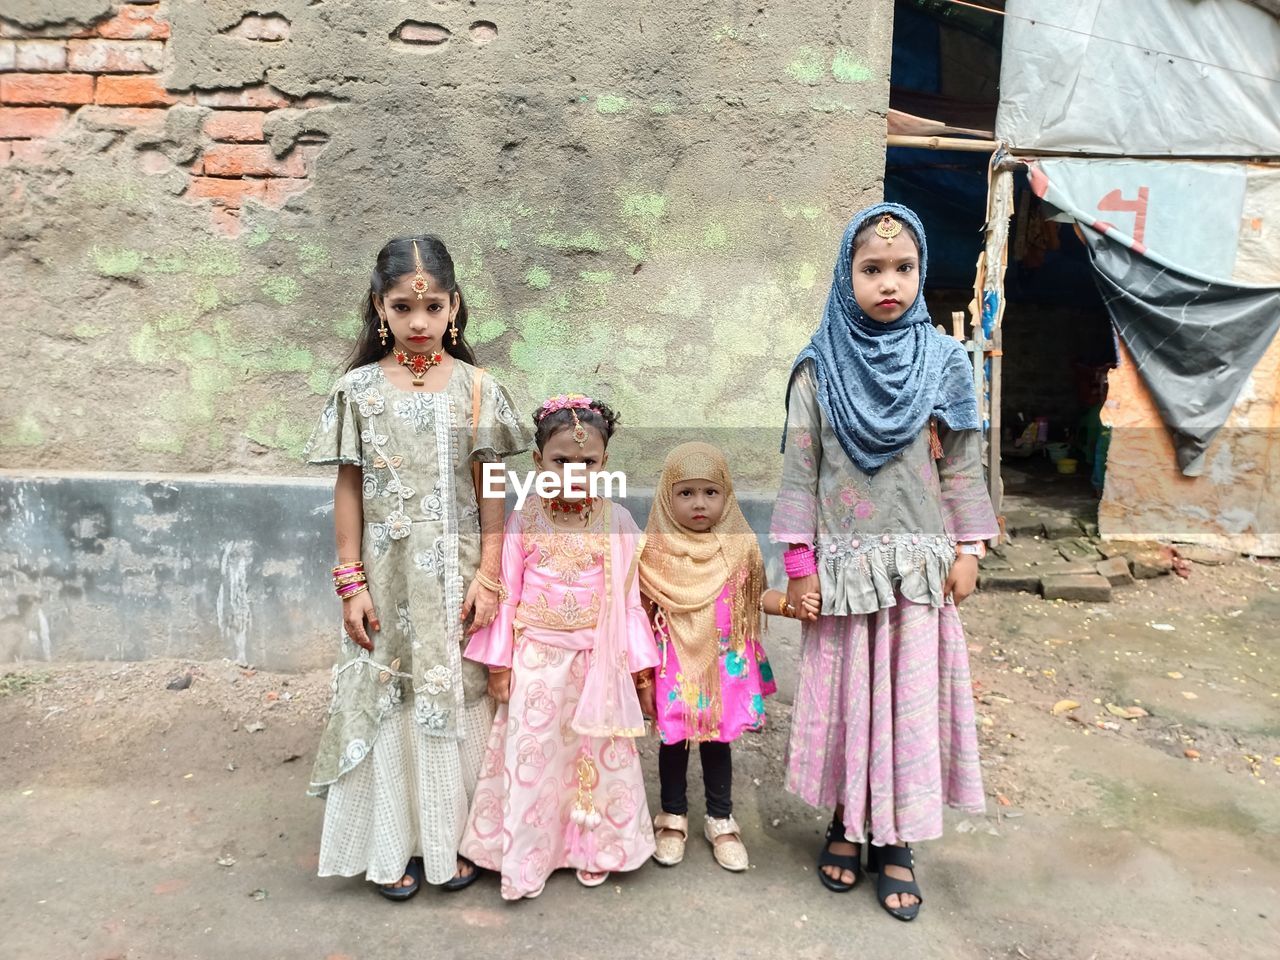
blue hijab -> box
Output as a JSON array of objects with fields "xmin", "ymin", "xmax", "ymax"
[{"xmin": 782, "ymin": 202, "xmax": 979, "ymax": 475}]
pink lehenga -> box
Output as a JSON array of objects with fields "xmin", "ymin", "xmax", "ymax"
[{"xmin": 459, "ymin": 498, "xmax": 658, "ymax": 899}]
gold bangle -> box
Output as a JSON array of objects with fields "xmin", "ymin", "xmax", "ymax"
[
  {"xmin": 475, "ymin": 571, "xmax": 501, "ymax": 590},
  {"xmin": 333, "ymin": 572, "xmax": 367, "ymax": 587},
  {"xmin": 338, "ymin": 583, "xmax": 368, "ymax": 601},
  {"xmin": 332, "ymin": 560, "xmax": 364, "ymax": 573}
]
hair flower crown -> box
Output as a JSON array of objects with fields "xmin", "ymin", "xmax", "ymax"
[{"xmin": 536, "ymin": 393, "xmax": 594, "ymax": 421}]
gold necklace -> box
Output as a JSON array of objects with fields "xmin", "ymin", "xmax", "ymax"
[{"xmin": 393, "ymin": 347, "xmax": 443, "ymax": 386}]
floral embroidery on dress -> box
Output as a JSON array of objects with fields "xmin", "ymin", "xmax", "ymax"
[
  {"xmin": 420, "ymin": 484, "xmax": 444, "ymax": 521},
  {"xmin": 353, "ymin": 388, "xmax": 385, "ymax": 418},
  {"xmin": 385, "ymin": 509, "xmax": 413, "ymax": 540},
  {"xmin": 413, "ymin": 538, "xmax": 447, "ymax": 579},
  {"xmin": 367, "ymin": 521, "xmax": 391, "ymax": 558},
  {"xmin": 344, "ymin": 739, "xmax": 368, "ymax": 765},
  {"xmin": 417, "ymin": 704, "xmax": 449, "ymax": 730},
  {"xmin": 394, "ymin": 393, "xmax": 435, "ymax": 433},
  {"xmin": 423, "ymin": 664, "xmax": 453, "ymax": 695}
]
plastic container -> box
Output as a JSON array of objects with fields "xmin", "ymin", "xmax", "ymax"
[
  {"xmin": 1046, "ymin": 442, "xmax": 1071, "ymax": 462},
  {"xmin": 1057, "ymin": 457, "xmax": 1078, "ymax": 475}
]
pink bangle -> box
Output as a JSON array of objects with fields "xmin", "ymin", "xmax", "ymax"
[{"xmin": 783, "ymin": 546, "xmax": 817, "ymax": 578}]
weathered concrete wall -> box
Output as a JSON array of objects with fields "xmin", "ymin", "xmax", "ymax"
[
  {"xmin": 0, "ymin": 1, "xmax": 892, "ymax": 664},
  {"xmin": 0, "ymin": 472, "xmax": 800, "ymax": 686},
  {"xmin": 1, "ymin": 0, "xmax": 892, "ymax": 487}
]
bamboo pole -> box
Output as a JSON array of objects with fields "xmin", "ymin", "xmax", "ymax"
[
  {"xmin": 980, "ymin": 166, "xmax": 1016, "ymax": 536},
  {"xmin": 887, "ymin": 135, "xmax": 1000, "ymax": 152}
]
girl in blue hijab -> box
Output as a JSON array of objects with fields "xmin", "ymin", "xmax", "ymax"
[{"xmin": 771, "ymin": 203, "xmax": 999, "ymax": 922}]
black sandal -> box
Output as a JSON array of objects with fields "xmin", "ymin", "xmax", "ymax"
[
  {"xmin": 817, "ymin": 816, "xmax": 863, "ymax": 893},
  {"xmin": 377, "ymin": 857, "xmax": 423, "ymax": 901},
  {"xmin": 866, "ymin": 842, "xmax": 923, "ymax": 921},
  {"xmin": 442, "ymin": 855, "xmax": 479, "ymax": 892}
]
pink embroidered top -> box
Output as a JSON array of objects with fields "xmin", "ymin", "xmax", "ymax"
[{"xmin": 465, "ymin": 498, "xmax": 659, "ymax": 735}]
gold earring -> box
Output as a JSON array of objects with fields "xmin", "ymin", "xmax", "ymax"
[
  {"xmin": 378, "ymin": 313, "xmax": 389, "ymax": 347},
  {"xmin": 449, "ymin": 314, "xmax": 459, "ymax": 346}
]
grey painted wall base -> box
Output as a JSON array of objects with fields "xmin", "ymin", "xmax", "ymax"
[{"xmin": 1, "ymin": 471, "xmax": 794, "ymax": 685}]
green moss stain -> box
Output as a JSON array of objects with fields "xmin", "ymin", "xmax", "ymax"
[
  {"xmin": 191, "ymin": 241, "xmax": 240, "ymax": 278},
  {"xmin": 246, "ymin": 401, "xmax": 309, "ymax": 458},
  {"xmin": 308, "ymin": 367, "xmax": 336, "ymax": 395},
  {"xmin": 193, "ymin": 283, "xmax": 220, "ymax": 313},
  {"xmin": 781, "ymin": 201, "xmax": 824, "ymax": 221},
  {"xmin": 579, "ymin": 270, "xmax": 615, "ymax": 285},
  {"xmin": 655, "ymin": 275, "xmax": 704, "ymax": 319},
  {"xmin": 650, "ymin": 102, "xmax": 675, "ymax": 116},
  {"xmin": 791, "ymin": 261, "xmax": 819, "ymax": 291},
  {"xmin": 260, "ymin": 345, "xmax": 315, "ymax": 374},
  {"xmin": 144, "ymin": 251, "xmax": 187, "ymax": 275},
  {"xmin": 467, "ymin": 316, "xmax": 509, "ymax": 345},
  {"xmin": 136, "ymin": 431, "xmax": 185, "ymax": 454},
  {"xmin": 334, "ymin": 311, "xmax": 363, "ymax": 341},
  {"xmin": 596, "ymin": 93, "xmax": 631, "ymax": 115},
  {"xmin": 703, "ymin": 223, "xmax": 729, "ymax": 249},
  {"xmin": 525, "ymin": 266, "xmax": 552, "ymax": 290},
  {"xmin": 298, "ymin": 242, "xmax": 330, "ymax": 276},
  {"xmin": 0, "ymin": 414, "xmax": 43, "ymax": 447},
  {"xmin": 130, "ymin": 323, "xmax": 164, "ymax": 364},
  {"xmin": 536, "ymin": 229, "xmax": 607, "ymax": 254},
  {"xmin": 786, "ymin": 46, "xmax": 825, "ymax": 85},
  {"xmin": 156, "ymin": 313, "xmax": 193, "ymax": 334},
  {"xmin": 245, "ymin": 224, "xmax": 272, "ymax": 248},
  {"xmin": 92, "ymin": 246, "xmax": 143, "ymax": 277},
  {"xmin": 832, "ymin": 48, "xmax": 872, "ymax": 83},
  {"xmin": 624, "ymin": 242, "xmax": 646, "ymax": 262},
  {"xmin": 621, "ymin": 193, "xmax": 668, "ymax": 227},
  {"xmin": 262, "ymin": 275, "xmax": 301, "ymax": 305}
]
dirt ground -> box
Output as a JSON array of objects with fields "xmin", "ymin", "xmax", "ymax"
[{"xmin": 3, "ymin": 560, "xmax": 1279, "ymax": 960}]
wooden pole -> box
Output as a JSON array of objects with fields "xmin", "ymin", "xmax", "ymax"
[
  {"xmin": 887, "ymin": 134, "xmax": 1000, "ymax": 152},
  {"xmin": 980, "ymin": 166, "xmax": 1016, "ymax": 537}
]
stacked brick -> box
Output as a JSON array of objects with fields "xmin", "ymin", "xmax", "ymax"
[{"xmin": 1, "ymin": 2, "xmax": 318, "ymax": 236}]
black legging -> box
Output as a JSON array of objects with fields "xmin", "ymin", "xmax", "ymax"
[{"xmin": 658, "ymin": 740, "xmax": 733, "ymax": 819}]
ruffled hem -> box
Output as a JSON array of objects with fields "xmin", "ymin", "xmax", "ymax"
[{"xmin": 817, "ymin": 533, "xmax": 955, "ymax": 615}]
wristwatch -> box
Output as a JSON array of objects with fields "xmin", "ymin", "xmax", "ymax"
[{"xmin": 956, "ymin": 541, "xmax": 987, "ymax": 559}]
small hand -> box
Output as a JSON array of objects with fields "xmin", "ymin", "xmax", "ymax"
[
  {"xmin": 799, "ymin": 591, "xmax": 822, "ymax": 620},
  {"xmin": 945, "ymin": 554, "xmax": 979, "ymax": 605},
  {"xmin": 636, "ymin": 682, "xmax": 657, "ymax": 721},
  {"xmin": 343, "ymin": 591, "xmax": 379, "ymax": 652},
  {"xmin": 462, "ymin": 578, "xmax": 499, "ymax": 636},
  {"xmin": 487, "ymin": 667, "xmax": 512, "ymax": 704},
  {"xmin": 788, "ymin": 574, "xmax": 820, "ymax": 622}
]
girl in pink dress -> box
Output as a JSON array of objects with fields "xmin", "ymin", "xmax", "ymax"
[
  {"xmin": 639, "ymin": 442, "xmax": 817, "ymax": 872},
  {"xmin": 459, "ymin": 395, "xmax": 659, "ymax": 900}
]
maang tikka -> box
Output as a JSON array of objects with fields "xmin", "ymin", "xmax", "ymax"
[
  {"xmin": 410, "ymin": 239, "xmax": 430, "ymax": 299},
  {"xmin": 413, "ymin": 238, "xmax": 460, "ymax": 346},
  {"xmin": 570, "ymin": 407, "xmax": 588, "ymax": 447},
  {"xmin": 874, "ymin": 214, "xmax": 903, "ymax": 244}
]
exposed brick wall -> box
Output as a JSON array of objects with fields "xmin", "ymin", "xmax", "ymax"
[{"xmin": 0, "ymin": 2, "xmax": 317, "ymax": 236}]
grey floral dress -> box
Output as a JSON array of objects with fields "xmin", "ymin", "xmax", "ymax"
[{"xmin": 304, "ymin": 359, "xmax": 530, "ymax": 797}]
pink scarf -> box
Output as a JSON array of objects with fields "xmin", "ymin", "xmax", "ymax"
[{"xmin": 571, "ymin": 499, "xmax": 647, "ymax": 738}]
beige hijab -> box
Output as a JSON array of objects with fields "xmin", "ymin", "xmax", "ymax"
[{"xmin": 639, "ymin": 442, "xmax": 763, "ymax": 736}]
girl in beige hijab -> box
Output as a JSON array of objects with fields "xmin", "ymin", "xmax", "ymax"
[{"xmin": 640, "ymin": 442, "xmax": 818, "ymax": 871}]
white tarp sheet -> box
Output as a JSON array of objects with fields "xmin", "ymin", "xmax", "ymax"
[{"xmin": 997, "ymin": 0, "xmax": 1280, "ymax": 156}]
